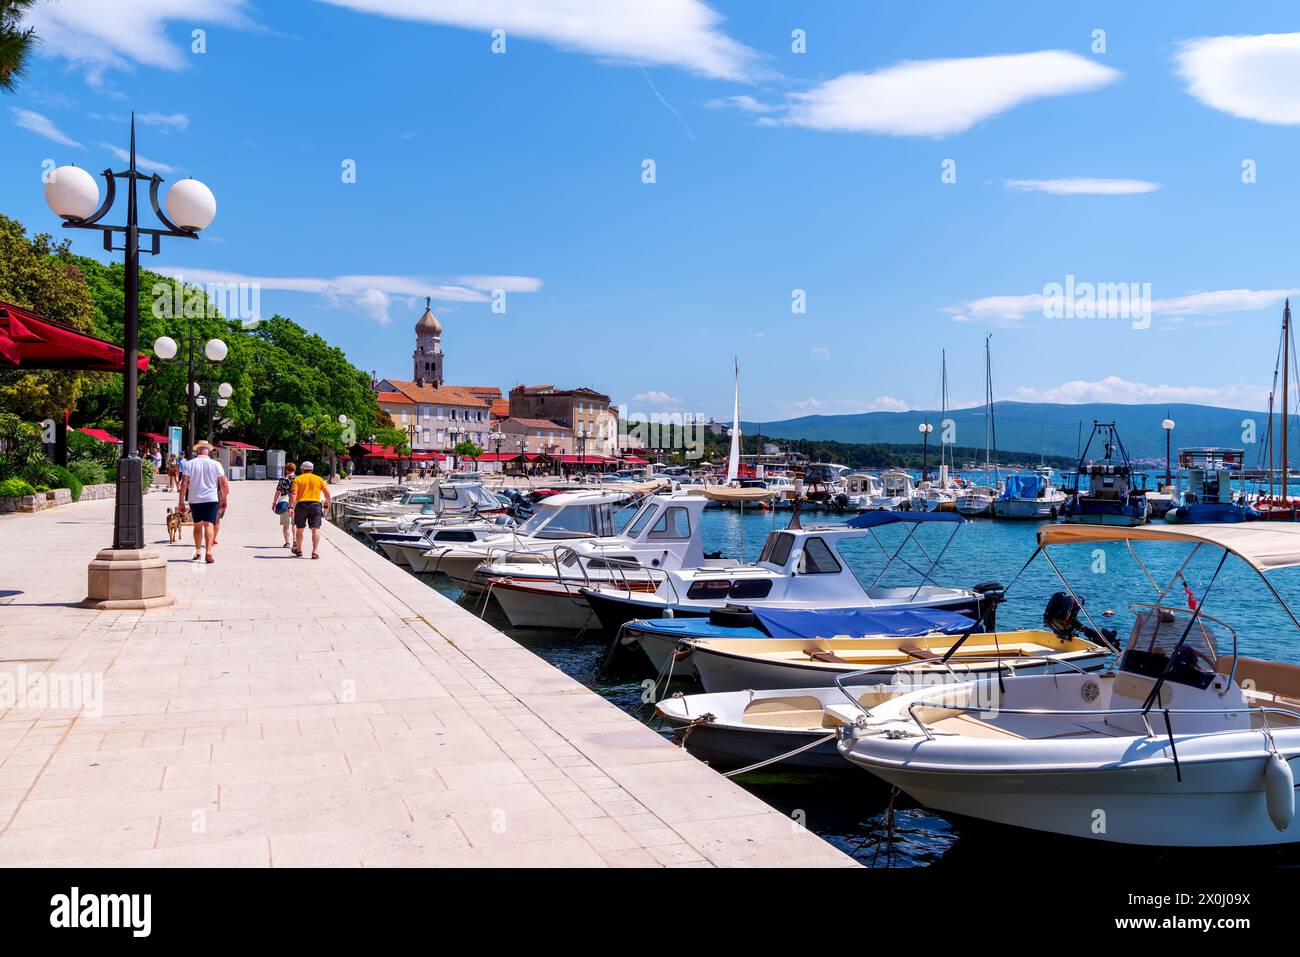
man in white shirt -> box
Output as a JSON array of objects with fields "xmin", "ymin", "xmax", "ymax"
[{"xmin": 177, "ymin": 441, "xmax": 228, "ymax": 563}]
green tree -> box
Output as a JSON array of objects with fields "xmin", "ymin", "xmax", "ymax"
[
  {"xmin": 453, "ymin": 438, "xmax": 484, "ymax": 462},
  {"xmin": 0, "ymin": 1, "xmax": 38, "ymax": 93},
  {"xmin": 373, "ymin": 426, "xmax": 410, "ymax": 456},
  {"xmin": 0, "ymin": 215, "xmax": 98, "ymax": 418}
]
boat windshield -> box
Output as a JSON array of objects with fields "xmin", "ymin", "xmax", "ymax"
[
  {"xmin": 618, "ymin": 499, "xmax": 659, "ymax": 537},
  {"xmin": 514, "ymin": 502, "xmax": 618, "ymax": 539},
  {"xmin": 1119, "ymin": 604, "xmax": 1229, "ymax": 691}
]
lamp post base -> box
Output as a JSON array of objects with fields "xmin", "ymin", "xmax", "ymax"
[{"xmin": 81, "ymin": 546, "xmax": 173, "ymax": 610}]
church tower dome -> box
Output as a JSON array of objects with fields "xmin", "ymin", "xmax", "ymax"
[{"xmin": 413, "ymin": 296, "xmax": 443, "ymax": 386}]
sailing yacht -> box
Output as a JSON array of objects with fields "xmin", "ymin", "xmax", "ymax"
[
  {"xmin": 955, "ymin": 336, "xmax": 1000, "ymax": 518},
  {"xmin": 1255, "ymin": 300, "xmax": 1300, "ymax": 520},
  {"xmin": 912, "ymin": 351, "xmax": 959, "ymax": 512}
]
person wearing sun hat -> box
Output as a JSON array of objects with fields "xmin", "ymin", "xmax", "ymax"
[
  {"xmin": 177, "ymin": 440, "xmax": 228, "ymax": 563},
  {"xmin": 288, "ymin": 460, "xmax": 331, "ymax": 558}
]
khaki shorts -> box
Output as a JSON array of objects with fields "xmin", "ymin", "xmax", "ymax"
[{"xmin": 278, "ymin": 509, "xmax": 292, "ymax": 526}]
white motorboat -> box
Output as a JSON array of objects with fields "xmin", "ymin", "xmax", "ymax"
[
  {"xmin": 956, "ymin": 336, "xmax": 1001, "ymax": 519},
  {"xmin": 420, "ymin": 489, "xmax": 636, "ymax": 588},
  {"xmin": 472, "ymin": 493, "xmax": 738, "ymax": 630},
  {"xmin": 656, "ymin": 685, "xmax": 913, "ymax": 771},
  {"xmin": 581, "ymin": 511, "xmax": 1000, "ymax": 634},
  {"xmin": 383, "ymin": 522, "xmax": 515, "ymax": 572},
  {"xmin": 345, "ymin": 482, "xmax": 504, "ymax": 532},
  {"xmin": 843, "ymin": 473, "xmax": 882, "ymax": 511},
  {"xmin": 869, "ymin": 470, "xmax": 915, "ymax": 511},
  {"xmin": 837, "ymin": 522, "xmax": 1300, "ymax": 847},
  {"xmin": 954, "ymin": 484, "xmax": 997, "ymax": 518},
  {"xmin": 992, "ymin": 467, "xmax": 1067, "ymax": 520}
]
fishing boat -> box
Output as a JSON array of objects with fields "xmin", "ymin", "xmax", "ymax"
[
  {"xmin": 1165, "ymin": 448, "xmax": 1256, "ymax": 523},
  {"xmin": 992, "ymin": 468, "xmax": 1068, "ymax": 520},
  {"xmin": 617, "ymin": 605, "xmax": 978, "ymax": 677},
  {"xmin": 1062, "ymin": 422, "xmax": 1149, "ymax": 525},
  {"xmin": 843, "ymin": 473, "xmax": 883, "ymax": 511},
  {"xmin": 470, "ymin": 492, "xmax": 736, "ymax": 630},
  {"xmin": 837, "ymin": 523, "xmax": 1300, "ymax": 847},
  {"xmin": 869, "ymin": 469, "xmax": 915, "ymax": 510},
  {"xmin": 580, "ymin": 511, "xmax": 1000, "ymax": 634}
]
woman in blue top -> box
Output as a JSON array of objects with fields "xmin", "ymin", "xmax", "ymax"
[{"xmin": 272, "ymin": 462, "xmax": 297, "ymax": 548}]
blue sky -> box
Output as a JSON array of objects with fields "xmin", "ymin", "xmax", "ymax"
[{"xmin": 7, "ymin": 1, "xmax": 1300, "ymax": 424}]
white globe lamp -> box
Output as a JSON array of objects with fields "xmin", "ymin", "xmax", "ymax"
[
  {"xmin": 165, "ymin": 178, "xmax": 217, "ymax": 231},
  {"xmin": 204, "ymin": 338, "xmax": 228, "ymax": 362},
  {"xmin": 153, "ymin": 335, "xmax": 178, "ymax": 360},
  {"xmin": 43, "ymin": 166, "xmax": 100, "ymax": 220},
  {"xmin": 217, "ymin": 382, "xmax": 233, "ymax": 399}
]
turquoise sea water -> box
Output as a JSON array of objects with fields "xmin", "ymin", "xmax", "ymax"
[{"xmin": 398, "ymin": 504, "xmax": 1300, "ymax": 866}]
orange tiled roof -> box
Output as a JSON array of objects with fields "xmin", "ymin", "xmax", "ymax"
[
  {"xmin": 383, "ymin": 380, "xmax": 492, "ymax": 408},
  {"xmin": 490, "ymin": 398, "xmax": 510, "ymax": 417}
]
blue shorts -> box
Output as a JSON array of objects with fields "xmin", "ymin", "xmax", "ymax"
[{"xmin": 190, "ymin": 501, "xmax": 220, "ymax": 524}]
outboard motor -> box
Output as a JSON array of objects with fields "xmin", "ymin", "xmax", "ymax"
[
  {"xmin": 971, "ymin": 581, "xmax": 1006, "ymax": 632},
  {"xmin": 1042, "ymin": 591, "xmax": 1117, "ymax": 647}
]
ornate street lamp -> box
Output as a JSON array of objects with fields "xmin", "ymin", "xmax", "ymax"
[
  {"xmin": 152, "ymin": 331, "xmax": 227, "ymax": 452},
  {"xmin": 45, "ymin": 116, "xmax": 215, "ymax": 608},
  {"xmin": 918, "ymin": 421, "xmax": 934, "ymax": 483}
]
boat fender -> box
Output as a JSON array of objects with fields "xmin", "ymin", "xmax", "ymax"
[{"xmin": 1265, "ymin": 752, "xmax": 1295, "ymax": 831}]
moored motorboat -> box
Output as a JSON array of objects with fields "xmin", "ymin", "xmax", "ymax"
[
  {"xmin": 580, "ymin": 511, "xmax": 998, "ymax": 634},
  {"xmin": 1062, "ymin": 423, "xmax": 1149, "ymax": 526},
  {"xmin": 837, "ymin": 522, "xmax": 1300, "ymax": 847}
]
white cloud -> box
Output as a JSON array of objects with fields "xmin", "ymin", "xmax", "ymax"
[
  {"xmin": 10, "ymin": 108, "xmax": 82, "ymax": 147},
  {"xmin": 453, "ymin": 275, "xmax": 544, "ymax": 293},
  {"xmin": 101, "ymin": 143, "xmax": 176, "ymax": 173},
  {"xmin": 316, "ymin": 0, "xmax": 759, "ymax": 80},
  {"xmin": 776, "ymin": 50, "xmax": 1118, "ymax": 136},
  {"xmin": 945, "ymin": 287, "xmax": 1299, "ymax": 326},
  {"xmin": 1176, "ymin": 33, "xmax": 1300, "ymax": 124},
  {"xmin": 22, "ymin": 0, "xmax": 256, "ymax": 84},
  {"xmin": 705, "ymin": 94, "xmax": 775, "ymax": 113},
  {"xmin": 153, "ymin": 267, "xmax": 542, "ymax": 325},
  {"xmin": 1015, "ymin": 376, "xmax": 1267, "ymax": 409},
  {"xmin": 632, "ymin": 391, "xmax": 683, "ymax": 407},
  {"xmin": 809, "ymin": 345, "xmax": 830, "ymax": 358},
  {"xmin": 1005, "ymin": 177, "xmax": 1159, "ymax": 195},
  {"xmin": 138, "ymin": 111, "xmax": 190, "ymax": 131}
]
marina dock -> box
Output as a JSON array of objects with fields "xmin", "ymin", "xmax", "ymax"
[{"xmin": 0, "ymin": 479, "xmax": 854, "ymax": 867}]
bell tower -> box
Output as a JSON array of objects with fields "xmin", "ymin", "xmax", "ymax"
[{"xmin": 413, "ymin": 296, "xmax": 443, "ymax": 386}]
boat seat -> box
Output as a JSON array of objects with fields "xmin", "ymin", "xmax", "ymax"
[
  {"xmin": 1216, "ymin": 655, "xmax": 1300, "ymax": 703},
  {"xmin": 741, "ymin": 696, "xmax": 823, "ymax": 728},
  {"xmin": 898, "ymin": 643, "xmax": 939, "ymax": 660},
  {"xmin": 803, "ymin": 649, "xmax": 847, "ymax": 663},
  {"xmin": 929, "ymin": 714, "xmax": 1026, "ymax": 740}
]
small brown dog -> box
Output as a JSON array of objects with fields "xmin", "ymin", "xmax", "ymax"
[{"xmin": 166, "ymin": 507, "xmax": 185, "ymax": 543}]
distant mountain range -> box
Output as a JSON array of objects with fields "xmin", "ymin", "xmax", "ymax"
[{"xmin": 742, "ymin": 402, "xmax": 1284, "ymax": 464}]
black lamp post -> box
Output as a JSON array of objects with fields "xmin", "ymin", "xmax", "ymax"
[
  {"xmin": 918, "ymin": 421, "xmax": 934, "ymax": 483},
  {"xmin": 153, "ymin": 327, "xmax": 227, "ymax": 452},
  {"xmin": 1162, "ymin": 416, "xmax": 1175, "ymax": 490},
  {"xmin": 44, "ymin": 115, "xmax": 215, "ymax": 552}
]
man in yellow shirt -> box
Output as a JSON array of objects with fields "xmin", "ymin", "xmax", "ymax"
[{"xmin": 288, "ymin": 460, "xmax": 331, "ymax": 558}]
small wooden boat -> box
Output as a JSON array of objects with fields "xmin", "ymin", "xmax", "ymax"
[{"xmin": 682, "ymin": 628, "xmax": 1111, "ymax": 693}]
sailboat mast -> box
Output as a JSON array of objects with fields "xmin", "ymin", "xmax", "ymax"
[
  {"xmin": 983, "ymin": 335, "xmax": 992, "ymax": 475},
  {"xmin": 1285, "ymin": 300, "xmax": 1291, "ymax": 505},
  {"xmin": 725, "ymin": 356, "xmax": 741, "ymax": 484}
]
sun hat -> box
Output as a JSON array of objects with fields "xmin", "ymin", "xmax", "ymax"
[
  {"xmin": 192, "ymin": 440, "xmax": 213, "ymax": 452},
  {"xmin": 301, "ymin": 461, "xmax": 314, "ymax": 471}
]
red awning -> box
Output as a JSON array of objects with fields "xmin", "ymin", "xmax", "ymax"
[
  {"xmin": 221, "ymin": 440, "xmax": 262, "ymax": 451},
  {"xmin": 623, "ymin": 456, "xmax": 649, "ymax": 464},
  {"xmin": 79, "ymin": 427, "xmax": 121, "ymax": 444},
  {"xmin": 0, "ymin": 301, "xmax": 149, "ymax": 373},
  {"xmin": 468, "ymin": 452, "xmax": 523, "ymax": 462},
  {"xmin": 411, "ymin": 452, "xmax": 439, "ymax": 461},
  {"xmin": 364, "ymin": 451, "xmax": 398, "ymax": 460},
  {"xmin": 141, "ymin": 431, "xmax": 170, "ymax": 444}
]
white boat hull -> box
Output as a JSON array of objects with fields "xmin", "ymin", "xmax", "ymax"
[
  {"xmin": 843, "ymin": 742, "xmax": 1300, "ymax": 846},
  {"xmin": 992, "ymin": 496, "xmax": 1064, "ymax": 520},
  {"xmin": 487, "ymin": 579, "xmax": 598, "ymax": 630}
]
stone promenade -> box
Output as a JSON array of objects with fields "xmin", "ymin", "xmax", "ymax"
[{"xmin": 0, "ymin": 477, "xmax": 854, "ymax": 867}]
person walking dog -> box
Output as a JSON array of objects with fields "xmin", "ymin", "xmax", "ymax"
[
  {"xmin": 272, "ymin": 462, "xmax": 297, "ymax": 548},
  {"xmin": 289, "ymin": 461, "xmax": 331, "ymax": 559},
  {"xmin": 177, "ymin": 441, "xmax": 228, "ymax": 563}
]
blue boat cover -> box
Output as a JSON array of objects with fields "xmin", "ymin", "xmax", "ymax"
[
  {"xmin": 1179, "ymin": 502, "xmax": 1260, "ymax": 524},
  {"xmin": 752, "ymin": 606, "xmax": 974, "ymax": 639},
  {"xmin": 846, "ymin": 510, "xmax": 963, "ymax": 528},
  {"xmin": 999, "ymin": 473, "xmax": 1042, "ymax": 500}
]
